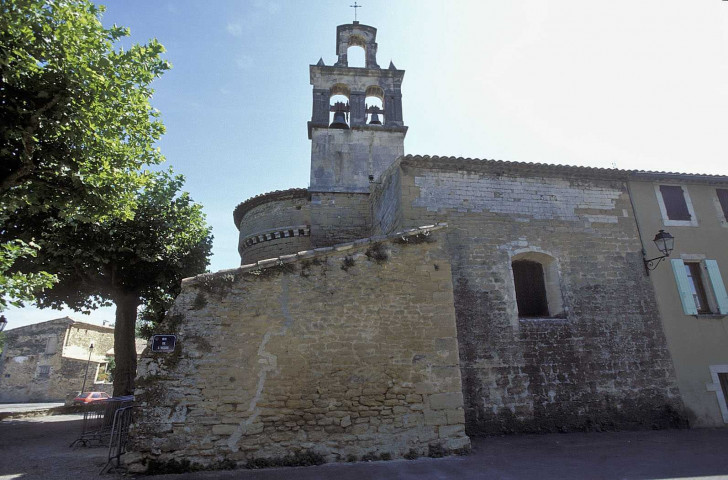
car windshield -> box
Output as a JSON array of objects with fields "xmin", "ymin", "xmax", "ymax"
[{"xmin": 77, "ymin": 393, "xmax": 92, "ymax": 398}]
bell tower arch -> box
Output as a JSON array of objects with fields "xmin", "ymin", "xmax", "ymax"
[{"xmin": 308, "ymin": 22, "xmax": 407, "ymax": 196}]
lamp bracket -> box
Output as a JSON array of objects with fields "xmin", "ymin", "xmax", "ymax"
[{"xmin": 644, "ymin": 254, "xmax": 668, "ymax": 275}]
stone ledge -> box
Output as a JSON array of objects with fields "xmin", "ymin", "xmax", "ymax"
[{"xmin": 182, "ymin": 223, "xmax": 448, "ymax": 286}]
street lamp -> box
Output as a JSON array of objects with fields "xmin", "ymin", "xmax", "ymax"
[
  {"xmin": 80, "ymin": 342, "xmax": 94, "ymax": 393},
  {"xmin": 0, "ymin": 315, "xmax": 7, "ymax": 332},
  {"xmin": 644, "ymin": 230, "xmax": 675, "ymax": 274}
]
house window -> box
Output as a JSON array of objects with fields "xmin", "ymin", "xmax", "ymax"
[
  {"xmin": 656, "ymin": 185, "xmax": 697, "ymax": 226},
  {"xmin": 671, "ymin": 259, "xmax": 728, "ymax": 315},
  {"xmin": 44, "ymin": 336, "xmax": 57, "ymax": 354},
  {"xmin": 37, "ymin": 365, "xmax": 50, "ymax": 378},
  {"xmin": 660, "ymin": 185, "xmax": 691, "ymax": 220},
  {"xmin": 720, "ymin": 374, "xmax": 728, "ymax": 411},
  {"xmin": 95, "ymin": 362, "xmax": 112, "ymax": 384},
  {"xmin": 684, "ymin": 262, "xmax": 710, "ymax": 314},
  {"xmin": 511, "ymin": 251, "xmax": 564, "ymax": 319},
  {"xmin": 717, "ymin": 189, "xmax": 728, "ymax": 221},
  {"xmin": 513, "ymin": 260, "xmax": 549, "ymax": 317},
  {"xmin": 708, "ymin": 365, "xmax": 728, "ymax": 423}
]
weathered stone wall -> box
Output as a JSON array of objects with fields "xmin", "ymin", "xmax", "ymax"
[
  {"xmin": 370, "ymin": 160, "xmax": 402, "ymax": 236},
  {"xmin": 236, "ymin": 191, "xmax": 312, "ymax": 264},
  {"xmin": 309, "ymin": 129, "xmax": 405, "ymax": 193},
  {"xmin": 126, "ymin": 227, "xmax": 469, "ymax": 472},
  {"xmin": 0, "ymin": 318, "xmax": 115, "ymax": 402},
  {"xmin": 377, "ymin": 156, "xmax": 685, "ymax": 434},
  {"xmin": 309, "ymin": 192, "xmax": 371, "ymax": 247}
]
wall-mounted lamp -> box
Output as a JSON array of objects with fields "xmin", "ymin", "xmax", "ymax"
[
  {"xmin": 644, "ymin": 229, "xmax": 675, "ymax": 274},
  {"xmin": 0, "ymin": 315, "xmax": 7, "ymax": 332}
]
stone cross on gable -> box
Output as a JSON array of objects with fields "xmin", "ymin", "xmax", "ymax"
[{"xmin": 350, "ymin": 2, "xmax": 362, "ymax": 22}]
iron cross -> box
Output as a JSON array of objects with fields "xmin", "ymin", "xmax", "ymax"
[{"xmin": 350, "ymin": 2, "xmax": 362, "ymax": 22}]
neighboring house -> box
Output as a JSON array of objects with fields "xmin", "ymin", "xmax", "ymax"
[
  {"xmin": 629, "ymin": 175, "xmax": 728, "ymax": 427},
  {"xmin": 0, "ymin": 317, "xmax": 146, "ymax": 402}
]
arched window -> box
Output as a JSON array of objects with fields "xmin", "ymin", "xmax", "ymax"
[
  {"xmin": 346, "ymin": 35, "xmax": 366, "ymax": 67},
  {"xmin": 365, "ymin": 85, "xmax": 384, "ymax": 125},
  {"xmin": 329, "ymin": 84, "xmax": 350, "ymax": 128},
  {"xmin": 511, "ymin": 252, "xmax": 564, "ymax": 318}
]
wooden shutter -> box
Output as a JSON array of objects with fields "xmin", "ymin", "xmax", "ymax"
[
  {"xmin": 660, "ymin": 185, "xmax": 691, "ymax": 220},
  {"xmin": 671, "ymin": 259, "xmax": 698, "ymax": 315},
  {"xmin": 705, "ymin": 260, "xmax": 728, "ymax": 315}
]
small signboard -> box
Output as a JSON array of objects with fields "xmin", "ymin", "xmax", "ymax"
[{"xmin": 151, "ymin": 334, "xmax": 177, "ymax": 353}]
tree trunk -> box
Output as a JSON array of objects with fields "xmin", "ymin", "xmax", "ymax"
[{"xmin": 113, "ymin": 292, "xmax": 141, "ymax": 397}]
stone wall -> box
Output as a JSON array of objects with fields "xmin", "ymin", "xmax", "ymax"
[
  {"xmin": 370, "ymin": 160, "xmax": 401, "ymax": 236},
  {"xmin": 126, "ymin": 226, "xmax": 469, "ymax": 472},
  {"xmin": 0, "ymin": 318, "xmax": 115, "ymax": 402},
  {"xmin": 378, "ymin": 156, "xmax": 686, "ymax": 434},
  {"xmin": 309, "ymin": 192, "xmax": 371, "ymax": 247},
  {"xmin": 309, "ymin": 129, "xmax": 406, "ymax": 193}
]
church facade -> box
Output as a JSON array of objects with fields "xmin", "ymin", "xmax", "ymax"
[{"xmin": 126, "ymin": 23, "xmax": 728, "ymax": 471}]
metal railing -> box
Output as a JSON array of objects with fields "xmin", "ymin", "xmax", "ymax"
[
  {"xmin": 100, "ymin": 405, "xmax": 136, "ymax": 474},
  {"xmin": 69, "ymin": 396, "xmax": 134, "ymax": 448}
]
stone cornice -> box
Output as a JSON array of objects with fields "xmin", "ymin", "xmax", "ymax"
[
  {"xmin": 400, "ymin": 155, "xmax": 728, "ymax": 185},
  {"xmin": 233, "ymin": 188, "xmax": 310, "ymax": 230}
]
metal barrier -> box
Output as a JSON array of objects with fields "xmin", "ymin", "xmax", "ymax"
[
  {"xmin": 69, "ymin": 396, "xmax": 133, "ymax": 448},
  {"xmin": 100, "ymin": 405, "xmax": 136, "ymax": 474}
]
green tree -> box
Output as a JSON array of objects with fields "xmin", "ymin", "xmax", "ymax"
[
  {"xmin": 0, "ymin": 0, "xmax": 168, "ymax": 216},
  {"xmin": 1, "ymin": 0, "xmax": 169, "ymax": 306},
  {"xmin": 0, "ymin": 240, "xmax": 56, "ymax": 310},
  {"xmin": 4, "ymin": 171, "xmax": 213, "ymax": 396}
]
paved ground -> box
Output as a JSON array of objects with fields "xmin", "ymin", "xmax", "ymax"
[
  {"xmin": 0, "ymin": 414, "xmax": 116, "ymax": 480},
  {"xmin": 1, "ymin": 413, "xmax": 728, "ymax": 479},
  {"xmin": 0, "ymin": 402, "xmax": 64, "ymax": 414}
]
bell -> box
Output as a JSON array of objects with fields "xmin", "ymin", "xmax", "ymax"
[
  {"xmin": 329, "ymin": 110, "xmax": 349, "ymax": 129},
  {"xmin": 368, "ymin": 111, "xmax": 382, "ymax": 125}
]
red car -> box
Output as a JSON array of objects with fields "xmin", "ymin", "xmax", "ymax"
[{"xmin": 73, "ymin": 391, "xmax": 111, "ymax": 405}]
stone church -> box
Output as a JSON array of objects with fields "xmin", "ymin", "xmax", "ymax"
[{"xmin": 127, "ymin": 22, "xmax": 728, "ymax": 471}]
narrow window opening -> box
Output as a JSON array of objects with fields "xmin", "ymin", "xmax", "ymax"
[
  {"xmin": 512, "ymin": 260, "xmax": 549, "ymax": 317},
  {"xmin": 717, "ymin": 189, "xmax": 728, "ymax": 221},
  {"xmin": 685, "ymin": 262, "xmax": 711, "ymax": 314},
  {"xmin": 347, "ymin": 45, "xmax": 365, "ymax": 68},
  {"xmin": 660, "ymin": 185, "xmax": 691, "ymax": 221},
  {"xmin": 329, "ymin": 94, "xmax": 350, "ymax": 127},
  {"xmin": 720, "ymin": 373, "xmax": 728, "ymax": 408}
]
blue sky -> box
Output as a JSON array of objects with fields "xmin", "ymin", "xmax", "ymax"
[{"xmin": 7, "ymin": 0, "xmax": 728, "ymax": 329}]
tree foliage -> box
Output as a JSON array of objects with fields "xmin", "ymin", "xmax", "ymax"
[
  {"xmin": 0, "ymin": 240, "xmax": 56, "ymax": 310},
  {"xmin": 1, "ymin": 0, "xmax": 171, "ymax": 308},
  {"xmin": 4, "ymin": 171, "xmax": 213, "ymax": 395},
  {"xmin": 0, "ymin": 0, "xmax": 169, "ymax": 220}
]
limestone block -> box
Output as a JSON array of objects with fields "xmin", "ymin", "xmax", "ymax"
[{"xmin": 428, "ymin": 392, "xmax": 464, "ymax": 411}]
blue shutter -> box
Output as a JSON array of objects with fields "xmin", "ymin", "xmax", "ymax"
[
  {"xmin": 705, "ymin": 260, "xmax": 728, "ymax": 315},
  {"xmin": 671, "ymin": 259, "xmax": 698, "ymax": 315}
]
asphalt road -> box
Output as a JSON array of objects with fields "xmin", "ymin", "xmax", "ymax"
[{"xmin": 1, "ymin": 413, "xmax": 728, "ymax": 480}]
